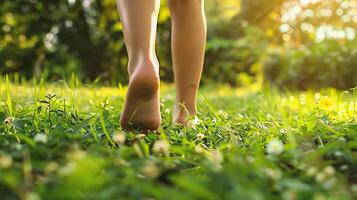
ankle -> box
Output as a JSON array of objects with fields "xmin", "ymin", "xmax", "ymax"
[
  {"xmin": 174, "ymin": 102, "xmax": 197, "ymax": 115},
  {"xmin": 128, "ymin": 57, "xmax": 159, "ymax": 78}
]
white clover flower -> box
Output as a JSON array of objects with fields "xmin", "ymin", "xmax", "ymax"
[
  {"xmin": 195, "ymin": 145, "xmax": 204, "ymax": 154},
  {"xmin": 218, "ymin": 110, "xmax": 228, "ymax": 118},
  {"xmin": 141, "ymin": 162, "xmax": 159, "ymax": 179},
  {"xmin": 3, "ymin": 117, "xmax": 14, "ymax": 127},
  {"xmin": 279, "ymin": 129, "xmax": 287, "ymax": 134},
  {"xmin": 246, "ymin": 156, "xmax": 255, "ymax": 164},
  {"xmin": 351, "ymin": 184, "xmax": 357, "ymax": 193},
  {"xmin": 315, "ymin": 93, "xmax": 321, "ymax": 101},
  {"xmin": 323, "ymin": 166, "xmax": 335, "ymax": 176},
  {"xmin": 334, "ymin": 151, "xmax": 342, "ymax": 157},
  {"xmin": 266, "ymin": 139, "xmax": 284, "ymax": 155},
  {"xmin": 58, "ymin": 163, "xmax": 76, "ymax": 176},
  {"xmin": 282, "ymin": 190, "xmax": 296, "ymax": 200},
  {"xmin": 306, "ymin": 166, "xmax": 318, "ymax": 176},
  {"xmin": 153, "ymin": 140, "xmax": 170, "ymax": 155},
  {"xmin": 266, "ymin": 113, "xmax": 273, "ymax": 119},
  {"xmin": 34, "ymin": 134, "xmax": 47, "ymax": 144},
  {"xmin": 136, "ymin": 134, "xmax": 146, "ymax": 140},
  {"xmin": 300, "ymin": 94, "xmax": 307, "ymax": 105},
  {"xmin": 289, "ymin": 96, "xmax": 295, "ymax": 101},
  {"xmin": 264, "ymin": 168, "xmax": 282, "ymax": 180},
  {"xmin": 24, "ymin": 192, "xmax": 41, "ymax": 200},
  {"xmin": 0, "ymin": 155, "xmax": 12, "ymax": 169},
  {"xmin": 196, "ymin": 133, "xmax": 205, "ymax": 140},
  {"xmin": 313, "ymin": 193, "xmax": 326, "ymax": 200},
  {"xmin": 113, "ymin": 133, "xmax": 126, "ymax": 144},
  {"xmin": 191, "ymin": 116, "xmax": 202, "ymax": 126},
  {"xmin": 349, "ymin": 102, "xmax": 356, "ymax": 112},
  {"xmin": 45, "ymin": 162, "xmax": 59, "ymax": 173},
  {"xmin": 69, "ymin": 149, "xmax": 86, "ymax": 160},
  {"xmin": 340, "ymin": 165, "xmax": 348, "ymax": 171},
  {"xmin": 315, "ymin": 172, "xmax": 327, "ymax": 183},
  {"xmin": 236, "ymin": 113, "xmax": 244, "ymax": 119},
  {"xmin": 208, "ymin": 150, "xmax": 224, "ymax": 165},
  {"xmin": 298, "ymin": 163, "xmax": 307, "ymax": 170},
  {"xmin": 322, "ymin": 177, "xmax": 337, "ymax": 189}
]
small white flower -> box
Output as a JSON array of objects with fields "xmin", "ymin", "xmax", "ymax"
[
  {"xmin": 334, "ymin": 151, "xmax": 342, "ymax": 157},
  {"xmin": 218, "ymin": 110, "xmax": 228, "ymax": 118},
  {"xmin": 0, "ymin": 155, "xmax": 12, "ymax": 169},
  {"xmin": 34, "ymin": 134, "xmax": 47, "ymax": 144},
  {"xmin": 306, "ymin": 166, "xmax": 318, "ymax": 176},
  {"xmin": 266, "ymin": 113, "xmax": 273, "ymax": 119},
  {"xmin": 24, "ymin": 192, "xmax": 41, "ymax": 200},
  {"xmin": 313, "ymin": 193, "xmax": 326, "ymax": 200},
  {"xmin": 289, "ymin": 96, "xmax": 295, "ymax": 101},
  {"xmin": 141, "ymin": 162, "xmax": 159, "ymax": 179},
  {"xmin": 45, "ymin": 162, "xmax": 59, "ymax": 173},
  {"xmin": 300, "ymin": 94, "xmax": 307, "ymax": 105},
  {"xmin": 69, "ymin": 149, "xmax": 86, "ymax": 160},
  {"xmin": 191, "ymin": 116, "xmax": 202, "ymax": 126},
  {"xmin": 315, "ymin": 93, "xmax": 321, "ymax": 101},
  {"xmin": 349, "ymin": 102, "xmax": 356, "ymax": 112},
  {"xmin": 136, "ymin": 134, "xmax": 146, "ymax": 140},
  {"xmin": 208, "ymin": 150, "xmax": 224, "ymax": 164},
  {"xmin": 298, "ymin": 163, "xmax": 307, "ymax": 170},
  {"xmin": 264, "ymin": 168, "xmax": 282, "ymax": 180},
  {"xmin": 315, "ymin": 172, "xmax": 327, "ymax": 183},
  {"xmin": 58, "ymin": 163, "xmax": 76, "ymax": 176},
  {"xmin": 323, "ymin": 166, "xmax": 335, "ymax": 176},
  {"xmin": 266, "ymin": 139, "xmax": 284, "ymax": 155},
  {"xmin": 282, "ymin": 190, "xmax": 296, "ymax": 200},
  {"xmin": 113, "ymin": 133, "xmax": 126, "ymax": 144},
  {"xmin": 236, "ymin": 113, "xmax": 244, "ymax": 119},
  {"xmin": 3, "ymin": 117, "xmax": 14, "ymax": 127},
  {"xmin": 279, "ymin": 129, "xmax": 287, "ymax": 134},
  {"xmin": 340, "ymin": 165, "xmax": 348, "ymax": 171},
  {"xmin": 351, "ymin": 184, "xmax": 357, "ymax": 193},
  {"xmin": 196, "ymin": 133, "xmax": 205, "ymax": 140},
  {"xmin": 246, "ymin": 156, "xmax": 255, "ymax": 164},
  {"xmin": 195, "ymin": 145, "xmax": 204, "ymax": 154},
  {"xmin": 153, "ymin": 140, "xmax": 170, "ymax": 155}
]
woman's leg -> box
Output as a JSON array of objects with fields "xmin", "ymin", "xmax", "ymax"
[
  {"xmin": 167, "ymin": 0, "xmax": 207, "ymax": 125},
  {"xmin": 117, "ymin": 0, "xmax": 161, "ymax": 131}
]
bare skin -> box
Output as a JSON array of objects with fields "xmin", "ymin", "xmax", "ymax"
[
  {"xmin": 117, "ymin": 0, "xmax": 161, "ymax": 131},
  {"xmin": 168, "ymin": 0, "xmax": 207, "ymax": 125},
  {"xmin": 117, "ymin": 0, "xmax": 206, "ymax": 130}
]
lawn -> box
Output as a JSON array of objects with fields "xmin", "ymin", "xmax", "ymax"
[{"xmin": 0, "ymin": 79, "xmax": 356, "ymax": 200}]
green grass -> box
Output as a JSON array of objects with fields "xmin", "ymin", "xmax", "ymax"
[{"xmin": 0, "ymin": 79, "xmax": 356, "ymax": 200}]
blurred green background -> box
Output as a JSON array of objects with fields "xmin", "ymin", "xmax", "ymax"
[{"xmin": 0, "ymin": 0, "xmax": 356, "ymax": 89}]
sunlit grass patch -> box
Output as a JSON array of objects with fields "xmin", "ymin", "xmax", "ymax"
[{"xmin": 0, "ymin": 81, "xmax": 356, "ymax": 200}]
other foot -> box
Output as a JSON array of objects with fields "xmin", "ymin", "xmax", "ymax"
[{"xmin": 172, "ymin": 103, "xmax": 197, "ymax": 126}]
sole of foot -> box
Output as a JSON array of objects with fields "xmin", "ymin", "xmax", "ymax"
[{"xmin": 120, "ymin": 66, "xmax": 161, "ymax": 132}]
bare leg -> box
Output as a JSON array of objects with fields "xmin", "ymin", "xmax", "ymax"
[
  {"xmin": 168, "ymin": 0, "xmax": 207, "ymax": 125},
  {"xmin": 117, "ymin": 0, "xmax": 161, "ymax": 131}
]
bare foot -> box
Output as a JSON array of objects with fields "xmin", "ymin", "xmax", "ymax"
[
  {"xmin": 120, "ymin": 63, "xmax": 161, "ymax": 132},
  {"xmin": 172, "ymin": 103, "xmax": 196, "ymax": 126}
]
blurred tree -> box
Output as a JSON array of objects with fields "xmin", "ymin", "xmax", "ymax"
[
  {"xmin": 280, "ymin": 0, "xmax": 357, "ymax": 46},
  {"xmin": 0, "ymin": 0, "xmax": 172, "ymax": 83},
  {"xmin": 0, "ymin": 0, "xmax": 126, "ymax": 81},
  {"xmin": 0, "ymin": 0, "xmax": 356, "ymax": 89}
]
